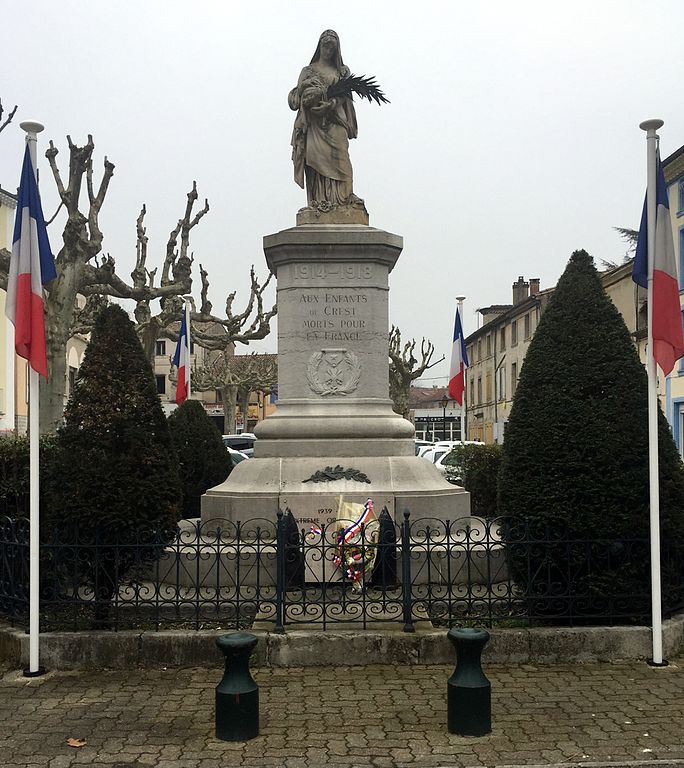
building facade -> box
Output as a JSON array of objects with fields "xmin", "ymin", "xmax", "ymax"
[
  {"xmin": 0, "ymin": 186, "xmax": 26, "ymax": 432},
  {"xmin": 464, "ymin": 269, "xmax": 649, "ymax": 444},
  {"xmin": 663, "ymin": 144, "xmax": 684, "ymax": 456},
  {"xmin": 464, "ymin": 277, "xmax": 548, "ymax": 443},
  {"xmin": 410, "ymin": 385, "xmax": 463, "ymax": 442}
]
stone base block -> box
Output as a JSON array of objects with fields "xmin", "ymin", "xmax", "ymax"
[{"xmin": 201, "ymin": 455, "xmax": 470, "ymax": 527}]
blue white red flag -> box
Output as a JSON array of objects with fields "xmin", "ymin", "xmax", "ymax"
[
  {"xmin": 447, "ymin": 307, "xmax": 468, "ymax": 405},
  {"xmin": 5, "ymin": 145, "xmax": 56, "ymax": 379},
  {"xmin": 341, "ymin": 498, "xmax": 374, "ymax": 543},
  {"xmin": 172, "ymin": 305, "xmax": 191, "ymax": 404},
  {"xmin": 633, "ymin": 152, "xmax": 684, "ymax": 375}
]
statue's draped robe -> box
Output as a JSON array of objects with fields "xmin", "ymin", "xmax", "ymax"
[{"xmin": 289, "ymin": 65, "xmax": 358, "ymax": 206}]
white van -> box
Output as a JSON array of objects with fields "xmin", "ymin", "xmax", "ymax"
[{"xmin": 434, "ymin": 441, "xmax": 485, "ymax": 475}]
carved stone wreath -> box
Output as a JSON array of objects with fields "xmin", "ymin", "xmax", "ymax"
[
  {"xmin": 303, "ymin": 465, "xmax": 371, "ymax": 484},
  {"xmin": 307, "ymin": 349, "xmax": 361, "ymax": 396}
]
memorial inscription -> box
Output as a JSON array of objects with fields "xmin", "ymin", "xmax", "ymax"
[
  {"xmin": 298, "ymin": 290, "xmax": 371, "ymax": 342},
  {"xmin": 292, "ymin": 263, "xmax": 372, "ymax": 281}
]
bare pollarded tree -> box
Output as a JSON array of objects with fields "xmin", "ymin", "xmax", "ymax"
[
  {"xmin": 0, "ymin": 134, "xmax": 209, "ymax": 431},
  {"xmin": 187, "ymin": 264, "xmax": 277, "ymax": 350},
  {"xmin": 162, "ymin": 263, "xmax": 278, "ymax": 423},
  {"xmin": 388, "ymin": 325, "xmax": 444, "ymax": 420},
  {"xmin": 0, "ymin": 128, "xmax": 277, "ymax": 432},
  {"xmin": 108, "ymin": 183, "xmax": 209, "ymax": 361},
  {"xmin": 192, "ymin": 351, "xmax": 278, "ymax": 434}
]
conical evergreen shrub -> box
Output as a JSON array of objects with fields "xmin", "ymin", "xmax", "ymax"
[
  {"xmin": 498, "ymin": 250, "xmax": 684, "ymax": 621},
  {"xmin": 45, "ymin": 304, "xmax": 181, "ymax": 625},
  {"xmin": 167, "ymin": 399, "xmax": 231, "ymax": 519}
]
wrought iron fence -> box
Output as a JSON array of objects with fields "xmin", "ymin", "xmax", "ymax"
[{"xmin": 0, "ymin": 510, "xmax": 681, "ymax": 632}]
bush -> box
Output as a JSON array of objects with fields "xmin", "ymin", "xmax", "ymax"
[
  {"xmin": 167, "ymin": 400, "xmax": 231, "ymax": 518},
  {"xmin": 44, "ymin": 304, "xmax": 181, "ymax": 626},
  {"xmin": 0, "ymin": 434, "xmax": 57, "ymax": 516},
  {"xmin": 444, "ymin": 444, "xmax": 502, "ymax": 518},
  {"xmin": 498, "ymin": 250, "xmax": 684, "ymax": 621}
]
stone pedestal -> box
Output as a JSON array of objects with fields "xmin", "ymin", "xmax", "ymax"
[{"xmin": 202, "ymin": 224, "xmax": 469, "ymax": 527}]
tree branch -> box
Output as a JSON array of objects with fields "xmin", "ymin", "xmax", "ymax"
[
  {"xmin": 388, "ymin": 326, "xmax": 444, "ymax": 418},
  {"xmin": 0, "ymin": 99, "xmax": 18, "ymax": 135}
]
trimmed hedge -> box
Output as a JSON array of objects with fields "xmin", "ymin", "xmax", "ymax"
[
  {"xmin": 498, "ymin": 250, "xmax": 684, "ymax": 620},
  {"xmin": 44, "ymin": 305, "xmax": 181, "ymax": 626},
  {"xmin": 444, "ymin": 443, "xmax": 502, "ymax": 518},
  {"xmin": 0, "ymin": 434, "xmax": 57, "ymax": 515},
  {"xmin": 167, "ymin": 399, "xmax": 231, "ymax": 519}
]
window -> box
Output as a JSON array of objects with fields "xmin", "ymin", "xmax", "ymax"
[
  {"xmin": 679, "ymin": 178, "xmax": 684, "ymax": 213},
  {"xmin": 500, "ymin": 327, "xmax": 506, "ymax": 350},
  {"xmin": 477, "ymin": 377, "xmax": 482, "ymax": 405},
  {"xmin": 524, "ymin": 313, "xmax": 531, "ymax": 339},
  {"xmin": 681, "ymin": 311, "xmax": 684, "ymax": 373},
  {"xmin": 485, "ymin": 373, "xmax": 492, "ymax": 402},
  {"xmin": 486, "ymin": 334, "xmax": 491, "ymax": 357},
  {"xmin": 155, "ymin": 340, "xmax": 166, "ymax": 357},
  {"xmin": 497, "ymin": 366, "xmax": 506, "ymax": 401},
  {"xmin": 511, "ymin": 362, "xmax": 518, "ymax": 396},
  {"xmin": 155, "ymin": 375, "xmax": 166, "ymax": 394},
  {"xmin": 470, "ymin": 379, "xmax": 475, "ymax": 407},
  {"xmin": 190, "ymin": 341, "xmax": 195, "ymax": 354},
  {"xmin": 511, "ymin": 320, "xmax": 518, "ymax": 346},
  {"xmin": 477, "ymin": 339, "xmax": 482, "ymax": 360},
  {"xmin": 68, "ymin": 366, "xmax": 77, "ymax": 395},
  {"xmin": 680, "ymin": 228, "xmax": 684, "ymax": 290}
]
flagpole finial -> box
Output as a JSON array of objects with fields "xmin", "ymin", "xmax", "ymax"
[
  {"xmin": 639, "ymin": 119, "xmax": 664, "ymax": 133},
  {"xmin": 19, "ymin": 121, "xmax": 45, "ymax": 136},
  {"xmin": 455, "ymin": 296, "xmax": 466, "ymax": 303}
]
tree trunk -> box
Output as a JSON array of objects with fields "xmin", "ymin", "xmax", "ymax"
[
  {"xmin": 138, "ymin": 321, "xmax": 160, "ymax": 365},
  {"xmin": 221, "ymin": 385, "xmax": 238, "ymax": 434},
  {"xmin": 42, "ymin": 266, "xmax": 80, "ymax": 432},
  {"xmin": 389, "ymin": 370, "xmax": 410, "ymax": 420},
  {"xmin": 238, "ymin": 387, "xmax": 250, "ymax": 430}
]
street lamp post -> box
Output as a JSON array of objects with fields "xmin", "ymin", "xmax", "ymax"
[{"xmin": 439, "ymin": 394, "xmax": 449, "ymax": 442}]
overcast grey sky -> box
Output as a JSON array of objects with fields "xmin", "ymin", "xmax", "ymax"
[{"xmin": 2, "ymin": 0, "xmax": 683, "ymax": 385}]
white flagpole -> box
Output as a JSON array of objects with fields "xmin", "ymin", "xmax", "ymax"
[
  {"xmin": 185, "ymin": 299, "xmax": 192, "ymax": 399},
  {"xmin": 640, "ymin": 118, "xmax": 666, "ymax": 667},
  {"xmin": 456, "ymin": 296, "xmax": 466, "ymax": 442},
  {"xmin": 20, "ymin": 119, "xmax": 46, "ymax": 677}
]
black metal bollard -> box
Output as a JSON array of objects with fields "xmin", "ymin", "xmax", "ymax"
[
  {"xmin": 447, "ymin": 627, "xmax": 491, "ymax": 736},
  {"xmin": 215, "ymin": 632, "xmax": 259, "ymax": 741}
]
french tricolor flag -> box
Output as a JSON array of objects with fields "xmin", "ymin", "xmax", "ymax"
[
  {"xmin": 5, "ymin": 145, "xmax": 57, "ymax": 379},
  {"xmin": 172, "ymin": 304, "xmax": 191, "ymax": 405},
  {"xmin": 447, "ymin": 307, "xmax": 468, "ymax": 405},
  {"xmin": 633, "ymin": 152, "xmax": 684, "ymax": 375}
]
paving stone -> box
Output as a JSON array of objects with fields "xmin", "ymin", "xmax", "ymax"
[{"xmin": 2, "ymin": 659, "xmax": 684, "ymax": 766}]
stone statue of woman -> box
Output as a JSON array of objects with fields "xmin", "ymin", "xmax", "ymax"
[{"xmin": 288, "ymin": 30, "xmax": 367, "ymax": 220}]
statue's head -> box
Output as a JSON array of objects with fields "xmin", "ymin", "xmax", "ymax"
[{"xmin": 310, "ymin": 29, "xmax": 344, "ymax": 69}]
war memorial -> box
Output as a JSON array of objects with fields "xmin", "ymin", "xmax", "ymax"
[
  {"xmin": 202, "ymin": 29, "xmax": 470, "ymax": 533},
  {"xmin": 2, "ymin": 28, "xmax": 683, "ymax": 673}
]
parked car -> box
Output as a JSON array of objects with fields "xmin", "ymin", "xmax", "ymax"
[
  {"xmin": 420, "ymin": 446, "xmax": 453, "ymax": 465},
  {"xmin": 226, "ymin": 446, "xmax": 250, "ymax": 468},
  {"xmin": 414, "ymin": 439, "xmax": 434, "ymax": 456},
  {"xmin": 222, "ymin": 433, "xmax": 257, "ymax": 453},
  {"xmin": 434, "ymin": 441, "xmax": 486, "ymax": 475},
  {"xmin": 417, "ymin": 444, "xmax": 436, "ymax": 458}
]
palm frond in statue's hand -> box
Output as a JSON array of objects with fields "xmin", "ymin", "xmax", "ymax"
[{"xmin": 327, "ymin": 74, "xmax": 390, "ymax": 105}]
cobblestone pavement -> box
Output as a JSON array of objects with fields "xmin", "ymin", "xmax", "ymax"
[{"xmin": 1, "ymin": 659, "xmax": 684, "ymax": 768}]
